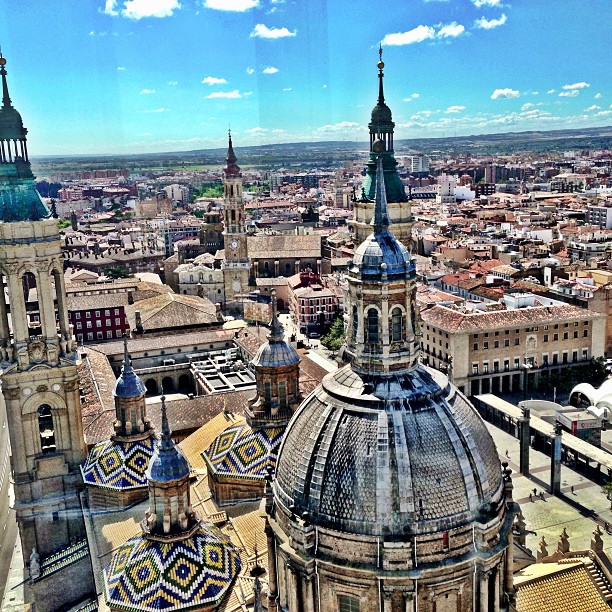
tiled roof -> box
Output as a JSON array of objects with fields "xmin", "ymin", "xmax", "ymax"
[
  {"xmin": 515, "ymin": 560, "xmax": 610, "ymax": 612},
  {"xmin": 126, "ymin": 293, "xmax": 219, "ymax": 332},
  {"xmin": 81, "ymin": 435, "xmax": 156, "ymax": 490},
  {"xmin": 37, "ymin": 540, "xmax": 90, "ymax": 580},
  {"xmin": 247, "ymin": 234, "xmax": 321, "ymax": 259},
  {"xmin": 103, "ymin": 524, "xmax": 241, "ymax": 612},
  {"xmin": 203, "ymin": 422, "xmax": 284, "ymax": 481},
  {"xmin": 89, "ymin": 329, "xmax": 235, "ymax": 356},
  {"xmin": 421, "ymin": 303, "xmax": 602, "ymax": 334}
]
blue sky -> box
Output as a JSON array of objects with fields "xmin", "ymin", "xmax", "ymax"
[{"xmin": 0, "ymin": 0, "xmax": 610, "ymax": 155}]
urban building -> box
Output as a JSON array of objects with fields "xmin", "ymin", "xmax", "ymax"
[
  {"xmin": 420, "ymin": 293, "xmax": 605, "ymax": 397},
  {"xmin": 221, "ymin": 133, "xmax": 251, "ymax": 309}
]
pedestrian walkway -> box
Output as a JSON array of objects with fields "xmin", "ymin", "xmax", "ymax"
[{"xmin": 486, "ymin": 424, "xmax": 612, "ymax": 558}]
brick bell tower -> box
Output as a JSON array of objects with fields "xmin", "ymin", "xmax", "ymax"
[
  {"xmin": 0, "ymin": 52, "xmax": 86, "ymax": 565},
  {"xmin": 221, "ymin": 131, "xmax": 251, "ymax": 310}
]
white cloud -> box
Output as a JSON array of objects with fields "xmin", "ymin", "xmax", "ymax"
[
  {"xmin": 446, "ymin": 105, "xmax": 465, "ymax": 113},
  {"xmin": 204, "ymin": 0, "xmax": 258, "ymax": 10},
  {"xmin": 202, "ymin": 76, "xmax": 227, "ymax": 85},
  {"xmin": 546, "ymin": 89, "xmax": 556, "ymax": 94},
  {"xmin": 595, "ymin": 93, "xmax": 602, "ymax": 99},
  {"xmin": 116, "ymin": 66, "xmax": 126, "ymax": 71},
  {"xmin": 403, "ymin": 93, "xmax": 420, "ymax": 102},
  {"xmin": 167, "ymin": 80, "xmax": 178, "ymax": 85},
  {"xmin": 282, "ymin": 87, "xmax": 292, "ymax": 91},
  {"xmin": 262, "ymin": 66, "xmax": 279, "ymax": 74},
  {"xmin": 139, "ymin": 88, "xmax": 155, "ymax": 94},
  {"xmin": 103, "ymin": 0, "xmax": 119, "ymax": 15},
  {"xmin": 562, "ymin": 82, "xmax": 590, "ymax": 90},
  {"xmin": 313, "ymin": 121, "xmax": 366, "ymax": 136},
  {"xmin": 250, "ymin": 23, "xmax": 296, "ymax": 38},
  {"xmin": 491, "ymin": 88, "xmax": 520, "ymax": 99},
  {"xmin": 206, "ymin": 90, "xmax": 245, "ymax": 99},
  {"xmin": 246, "ymin": 67, "xmax": 255, "ymax": 75},
  {"xmin": 559, "ymin": 90, "xmax": 579, "ymax": 97},
  {"xmin": 143, "ymin": 107, "xmax": 167, "ymax": 113},
  {"xmin": 595, "ymin": 110, "xmax": 612, "ymax": 117},
  {"xmin": 382, "ymin": 25, "xmax": 435, "ymax": 46},
  {"xmin": 472, "ymin": 0, "xmax": 502, "ymax": 6},
  {"xmin": 521, "ymin": 103, "xmax": 535, "ymax": 111},
  {"xmin": 584, "ymin": 105, "xmax": 601, "ymax": 111},
  {"xmin": 474, "ymin": 14, "xmax": 507, "ymax": 29},
  {"xmin": 437, "ymin": 22, "xmax": 465, "ymax": 38},
  {"xmin": 122, "ymin": 0, "xmax": 181, "ymax": 19}
]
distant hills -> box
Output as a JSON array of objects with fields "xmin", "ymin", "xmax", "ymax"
[{"xmin": 32, "ymin": 126, "xmax": 612, "ymax": 173}]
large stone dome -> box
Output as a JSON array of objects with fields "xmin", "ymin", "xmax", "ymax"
[{"xmin": 274, "ymin": 364, "xmax": 503, "ymax": 536}]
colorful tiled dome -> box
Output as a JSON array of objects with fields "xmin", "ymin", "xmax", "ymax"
[
  {"xmin": 203, "ymin": 422, "xmax": 284, "ymax": 481},
  {"xmin": 104, "ymin": 523, "xmax": 241, "ymax": 612},
  {"xmin": 81, "ymin": 436, "xmax": 156, "ymax": 490}
]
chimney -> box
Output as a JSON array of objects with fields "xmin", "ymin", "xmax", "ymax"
[{"xmin": 135, "ymin": 310, "xmax": 143, "ymax": 333}]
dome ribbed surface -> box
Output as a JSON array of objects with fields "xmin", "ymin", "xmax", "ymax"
[
  {"xmin": 252, "ymin": 340, "xmax": 300, "ymax": 368},
  {"xmin": 274, "ymin": 364, "xmax": 503, "ymax": 536},
  {"xmin": 351, "ymin": 230, "xmax": 414, "ymax": 278}
]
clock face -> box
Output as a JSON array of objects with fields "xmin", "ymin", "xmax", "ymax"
[{"xmin": 230, "ymin": 239, "xmax": 238, "ymax": 250}]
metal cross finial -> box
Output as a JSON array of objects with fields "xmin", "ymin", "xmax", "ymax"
[{"xmin": 379, "ymin": 43, "xmax": 383, "ymax": 63}]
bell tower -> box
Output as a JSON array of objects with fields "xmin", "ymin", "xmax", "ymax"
[
  {"xmin": 351, "ymin": 47, "xmax": 413, "ymax": 245},
  {"xmin": 0, "ymin": 53, "xmax": 86, "ymax": 561},
  {"xmin": 221, "ymin": 132, "xmax": 251, "ymax": 309}
]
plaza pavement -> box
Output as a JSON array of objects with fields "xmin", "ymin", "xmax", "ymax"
[{"xmin": 486, "ymin": 423, "xmax": 612, "ymax": 558}]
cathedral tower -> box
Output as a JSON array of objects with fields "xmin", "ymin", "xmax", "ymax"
[
  {"xmin": 221, "ymin": 132, "xmax": 251, "ymax": 309},
  {"xmin": 81, "ymin": 338, "xmax": 156, "ymax": 510},
  {"xmin": 351, "ymin": 48, "xmax": 414, "ymax": 245},
  {"xmin": 267, "ymin": 142, "xmax": 515, "ymax": 611},
  {"xmin": 0, "ymin": 52, "xmax": 86, "ymax": 564},
  {"xmin": 204, "ymin": 290, "xmax": 301, "ymax": 505},
  {"xmin": 104, "ymin": 395, "xmax": 241, "ymax": 612}
]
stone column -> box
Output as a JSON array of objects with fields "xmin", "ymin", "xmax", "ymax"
[
  {"xmin": 550, "ymin": 423, "xmax": 563, "ymax": 495},
  {"xmin": 8, "ymin": 272, "xmax": 29, "ymax": 344},
  {"xmin": 265, "ymin": 523, "xmax": 278, "ymax": 612},
  {"xmin": 274, "ymin": 260, "xmax": 280, "ymax": 277},
  {"xmin": 479, "ymin": 571, "xmax": 488, "ymax": 612},
  {"xmin": 35, "ymin": 270, "xmax": 57, "ymax": 342},
  {"xmin": 383, "ymin": 589, "xmax": 392, "ymax": 612},
  {"xmin": 404, "ymin": 592, "xmax": 415, "ymax": 612},
  {"xmin": 53, "ymin": 269, "xmax": 71, "ymax": 343},
  {"xmin": 288, "ymin": 565, "xmax": 301, "ymax": 612},
  {"xmin": 493, "ymin": 568, "xmax": 500, "ymax": 612},
  {"xmin": 0, "ymin": 279, "xmax": 11, "ymax": 360},
  {"xmin": 302, "ymin": 575, "xmax": 316, "ymax": 612},
  {"xmin": 519, "ymin": 404, "xmax": 531, "ymax": 476}
]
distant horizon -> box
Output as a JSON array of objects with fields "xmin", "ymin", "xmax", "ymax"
[
  {"xmin": 2, "ymin": 0, "xmax": 610, "ymax": 156},
  {"xmin": 27, "ymin": 125, "xmax": 612, "ymax": 162}
]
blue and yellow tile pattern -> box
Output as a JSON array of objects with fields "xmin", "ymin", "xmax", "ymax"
[
  {"xmin": 203, "ymin": 424, "xmax": 284, "ymax": 481},
  {"xmin": 104, "ymin": 525, "xmax": 241, "ymax": 612},
  {"xmin": 81, "ymin": 436, "xmax": 156, "ymax": 490}
]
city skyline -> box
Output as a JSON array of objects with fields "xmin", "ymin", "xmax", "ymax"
[{"xmin": 0, "ymin": 0, "xmax": 610, "ymax": 156}]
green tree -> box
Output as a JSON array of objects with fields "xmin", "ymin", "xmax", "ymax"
[
  {"xmin": 57, "ymin": 219, "xmax": 71, "ymax": 230},
  {"xmin": 602, "ymin": 481, "xmax": 612, "ymax": 510},
  {"xmin": 321, "ymin": 316, "xmax": 346, "ymax": 352},
  {"xmin": 106, "ymin": 266, "xmax": 132, "ymax": 279}
]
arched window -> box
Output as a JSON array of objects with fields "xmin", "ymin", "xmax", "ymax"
[
  {"xmin": 366, "ymin": 308, "xmax": 379, "ymax": 344},
  {"xmin": 391, "ymin": 307, "xmax": 403, "ymax": 343},
  {"xmin": 352, "ymin": 305, "xmax": 358, "ymax": 341},
  {"xmin": 38, "ymin": 404, "xmax": 56, "ymax": 454}
]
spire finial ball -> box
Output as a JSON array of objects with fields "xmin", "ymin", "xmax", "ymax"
[
  {"xmin": 377, "ymin": 61, "xmax": 384, "ymax": 70},
  {"xmin": 0, "ymin": 57, "xmax": 6, "ymax": 66}
]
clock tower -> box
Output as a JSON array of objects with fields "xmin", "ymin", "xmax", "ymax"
[{"xmin": 221, "ymin": 132, "xmax": 251, "ymax": 310}]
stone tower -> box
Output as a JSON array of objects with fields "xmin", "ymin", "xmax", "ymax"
[
  {"xmin": 104, "ymin": 394, "xmax": 242, "ymax": 612},
  {"xmin": 352, "ymin": 47, "xmax": 414, "ymax": 245},
  {"xmin": 267, "ymin": 148, "xmax": 515, "ymax": 611},
  {"xmin": 0, "ymin": 52, "xmax": 87, "ymax": 566},
  {"xmin": 221, "ymin": 132, "xmax": 251, "ymax": 309},
  {"xmin": 204, "ymin": 290, "xmax": 301, "ymax": 505},
  {"xmin": 81, "ymin": 338, "xmax": 156, "ymax": 511}
]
